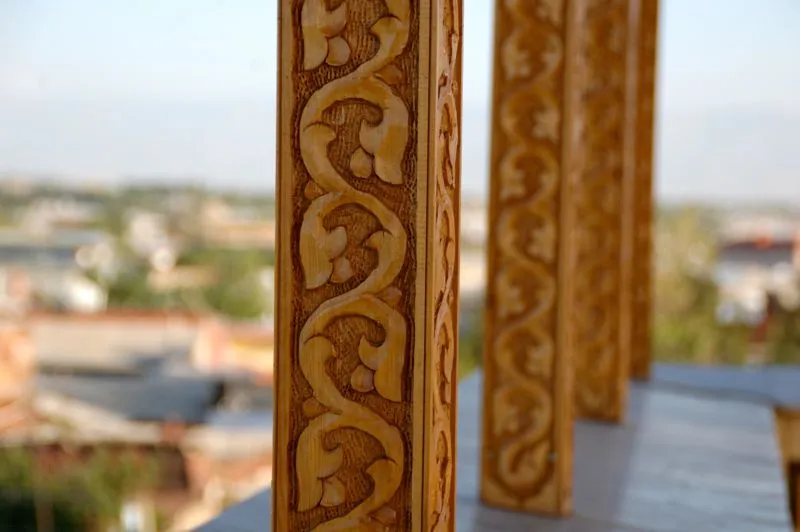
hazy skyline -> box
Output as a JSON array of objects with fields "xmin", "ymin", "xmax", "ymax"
[{"xmin": 1, "ymin": 0, "xmax": 799, "ymax": 201}]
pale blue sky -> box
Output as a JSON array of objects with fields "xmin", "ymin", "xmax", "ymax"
[{"xmin": 1, "ymin": 0, "xmax": 799, "ymax": 200}]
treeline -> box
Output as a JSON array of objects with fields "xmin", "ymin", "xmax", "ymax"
[
  {"xmin": 0, "ymin": 448, "xmax": 162, "ymax": 531},
  {"xmin": 98, "ymin": 245, "xmax": 275, "ymax": 320}
]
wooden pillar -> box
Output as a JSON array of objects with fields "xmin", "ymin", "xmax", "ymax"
[
  {"xmin": 481, "ymin": 0, "xmax": 585, "ymax": 515},
  {"xmin": 273, "ymin": 1, "xmax": 462, "ymax": 531},
  {"xmin": 630, "ymin": 0, "xmax": 659, "ymax": 381},
  {"xmin": 573, "ymin": 0, "xmax": 637, "ymax": 422}
]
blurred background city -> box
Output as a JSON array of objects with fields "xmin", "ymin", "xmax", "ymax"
[{"xmin": 1, "ymin": 0, "xmax": 799, "ymax": 530}]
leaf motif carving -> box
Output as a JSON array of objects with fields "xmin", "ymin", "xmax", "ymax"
[
  {"xmin": 301, "ymin": 0, "xmax": 350, "ymax": 70},
  {"xmin": 294, "ymin": 1, "xmax": 413, "ymax": 529},
  {"xmin": 285, "ymin": 0, "xmax": 461, "ymax": 528},
  {"xmin": 428, "ymin": 0, "xmax": 461, "ymax": 529},
  {"xmin": 574, "ymin": 0, "xmax": 633, "ymax": 421},
  {"xmin": 484, "ymin": 0, "xmax": 575, "ymax": 513}
]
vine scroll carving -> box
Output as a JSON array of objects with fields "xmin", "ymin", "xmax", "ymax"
[
  {"xmin": 573, "ymin": 0, "xmax": 637, "ymax": 422},
  {"xmin": 481, "ymin": 0, "xmax": 584, "ymax": 516},
  {"xmin": 274, "ymin": 1, "xmax": 462, "ymax": 530}
]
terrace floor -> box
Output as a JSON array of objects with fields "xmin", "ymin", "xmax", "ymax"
[{"xmin": 201, "ymin": 367, "xmax": 792, "ymax": 531}]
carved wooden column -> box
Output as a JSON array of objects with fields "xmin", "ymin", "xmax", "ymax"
[
  {"xmin": 630, "ymin": 0, "xmax": 659, "ymax": 381},
  {"xmin": 481, "ymin": 0, "xmax": 585, "ymax": 516},
  {"xmin": 273, "ymin": 1, "xmax": 462, "ymax": 531},
  {"xmin": 573, "ymin": 0, "xmax": 637, "ymax": 422}
]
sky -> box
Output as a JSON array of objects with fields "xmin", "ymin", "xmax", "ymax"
[{"xmin": 0, "ymin": 0, "xmax": 799, "ymax": 201}]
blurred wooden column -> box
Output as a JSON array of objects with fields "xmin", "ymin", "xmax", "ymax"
[
  {"xmin": 273, "ymin": 1, "xmax": 462, "ymax": 531},
  {"xmin": 481, "ymin": 0, "xmax": 586, "ymax": 515},
  {"xmin": 630, "ymin": 0, "xmax": 660, "ymax": 380},
  {"xmin": 573, "ymin": 0, "xmax": 638, "ymax": 422}
]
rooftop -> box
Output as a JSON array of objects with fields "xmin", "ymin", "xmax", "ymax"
[
  {"xmin": 36, "ymin": 373, "xmax": 222, "ymax": 425},
  {"xmin": 28, "ymin": 310, "xmax": 209, "ymax": 373}
]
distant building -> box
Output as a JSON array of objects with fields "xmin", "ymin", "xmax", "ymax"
[
  {"xmin": 715, "ymin": 234, "xmax": 800, "ymax": 326},
  {"xmin": 0, "ymin": 309, "xmax": 274, "ymax": 530},
  {"xmin": 19, "ymin": 197, "xmax": 101, "ymax": 234},
  {"xmin": 0, "ymin": 228, "xmax": 112, "ymax": 313},
  {"xmin": 26, "ymin": 310, "xmax": 275, "ymax": 384},
  {"xmin": 460, "ymin": 251, "xmax": 486, "ymax": 299},
  {"xmin": 125, "ymin": 209, "xmax": 177, "ymax": 268},
  {"xmin": 0, "ymin": 399, "xmax": 273, "ymax": 531},
  {"xmin": 199, "ymin": 200, "xmax": 276, "ymax": 250},
  {"xmin": 461, "ymin": 200, "xmax": 487, "ymax": 248},
  {"xmin": 0, "ymin": 268, "xmax": 32, "ymax": 316},
  {"xmin": 193, "ymin": 322, "xmax": 275, "ymax": 385},
  {"xmin": 719, "ymin": 213, "xmax": 800, "ymax": 245},
  {"xmin": 0, "ymin": 325, "xmax": 34, "ymax": 405},
  {"xmin": 0, "ymin": 228, "xmax": 108, "ymax": 269},
  {"xmin": 27, "ymin": 310, "xmax": 212, "ymax": 375},
  {"xmin": 147, "ymin": 266, "xmax": 218, "ymax": 292},
  {"xmin": 456, "ymin": 202, "xmax": 487, "ymax": 326}
]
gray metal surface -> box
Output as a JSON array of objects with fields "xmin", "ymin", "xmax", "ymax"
[
  {"xmin": 201, "ymin": 370, "xmax": 792, "ymax": 531},
  {"xmin": 654, "ymin": 363, "xmax": 800, "ymax": 407},
  {"xmin": 456, "ymin": 374, "xmax": 791, "ymax": 532},
  {"xmin": 200, "ymin": 490, "xmax": 272, "ymax": 532}
]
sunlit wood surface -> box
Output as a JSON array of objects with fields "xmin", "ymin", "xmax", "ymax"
[
  {"xmin": 203, "ymin": 368, "xmax": 791, "ymax": 531},
  {"xmin": 273, "ymin": 0, "xmax": 462, "ymax": 529}
]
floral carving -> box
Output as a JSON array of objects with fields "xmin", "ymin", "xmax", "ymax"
[
  {"xmin": 429, "ymin": 0, "xmax": 461, "ymax": 530},
  {"xmin": 573, "ymin": 0, "xmax": 634, "ymax": 420},
  {"xmin": 497, "ymin": 274, "xmax": 526, "ymax": 320},
  {"xmin": 277, "ymin": 0, "xmax": 461, "ymax": 530},
  {"xmin": 536, "ymin": 0, "xmax": 564, "ymax": 25},
  {"xmin": 502, "ymin": 40, "xmax": 533, "ymax": 81},
  {"xmin": 499, "ymin": 162, "xmax": 527, "ymax": 201},
  {"xmin": 301, "ymin": 0, "xmax": 351, "ymax": 69},
  {"xmin": 482, "ymin": 0, "xmax": 578, "ymax": 515},
  {"xmin": 527, "ymin": 224, "xmax": 556, "ymax": 262},
  {"xmin": 291, "ymin": 0, "xmax": 411, "ymax": 529},
  {"xmin": 532, "ymin": 108, "xmax": 560, "ymax": 142}
]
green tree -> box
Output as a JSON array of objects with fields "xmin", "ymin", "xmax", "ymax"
[
  {"xmin": 105, "ymin": 265, "xmax": 179, "ymax": 310},
  {"xmin": 200, "ymin": 249, "xmax": 272, "ymax": 320},
  {"xmin": 767, "ymin": 299, "xmax": 800, "ymax": 364},
  {"xmin": 0, "ymin": 448, "xmax": 161, "ymax": 531},
  {"xmin": 458, "ymin": 308, "xmax": 484, "ymax": 380},
  {"xmin": 653, "ymin": 206, "xmax": 750, "ymax": 364},
  {"xmin": 101, "ymin": 245, "xmax": 273, "ymax": 320}
]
